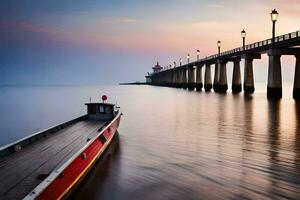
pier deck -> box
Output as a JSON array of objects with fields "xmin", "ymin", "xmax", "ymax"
[{"xmin": 0, "ymin": 120, "xmax": 105, "ymax": 200}]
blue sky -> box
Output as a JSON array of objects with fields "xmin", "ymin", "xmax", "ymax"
[{"xmin": 0, "ymin": 0, "xmax": 299, "ymax": 85}]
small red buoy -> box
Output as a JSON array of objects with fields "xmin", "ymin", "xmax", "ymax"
[{"xmin": 102, "ymin": 95, "xmax": 107, "ymax": 102}]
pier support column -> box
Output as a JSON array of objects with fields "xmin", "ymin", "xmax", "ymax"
[
  {"xmin": 169, "ymin": 72, "xmax": 173, "ymax": 87},
  {"xmin": 178, "ymin": 70, "xmax": 182, "ymax": 87},
  {"xmin": 161, "ymin": 74, "xmax": 164, "ymax": 86},
  {"xmin": 172, "ymin": 71, "xmax": 176, "ymax": 87},
  {"xmin": 182, "ymin": 69, "xmax": 187, "ymax": 89},
  {"xmin": 167, "ymin": 72, "xmax": 171, "ymax": 87},
  {"xmin": 167, "ymin": 72, "xmax": 170, "ymax": 87},
  {"xmin": 157, "ymin": 75, "xmax": 160, "ymax": 86},
  {"xmin": 187, "ymin": 66, "xmax": 195, "ymax": 90},
  {"xmin": 243, "ymin": 54, "xmax": 260, "ymax": 94},
  {"xmin": 175, "ymin": 70, "xmax": 180, "ymax": 88},
  {"xmin": 179, "ymin": 70, "xmax": 183, "ymax": 88},
  {"xmin": 232, "ymin": 58, "xmax": 242, "ymax": 93},
  {"xmin": 219, "ymin": 61, "xmax": 228, "ymax": 93},
  {"xmin": 213, "ymin": 62, "xmax": 220, "ymax": 92},
  {"xmin": 204, "ymin": 64, "xmax": 212, "ymax": 91},
  {"xmin": 267, "ymin": 49, "xmax": 282, "ymax": 99},
  {"xmin": 180, "ymin": 69, "xmax": 185, "ymax": 88},
  {"xmin": 161, "ymin": 73, "xmax": 165, "ymax": 86},
  {"xmin": 196, "ymin": 65, "xmax": 203, "ymax": 91},
  {"xmin": 170, "ymin": 72, "xmax": 174, "ymax": 87},
  {"xmin": 293, "ymin": 55, "xmax": 300, "ymax": 100}
]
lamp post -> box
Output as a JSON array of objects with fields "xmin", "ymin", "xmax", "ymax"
[
  {"xmin": 271, "ymin": 9, "xmax": 279, "ymax": 44},
  {"xmin": 174, "ymin": 61, "xmax": 176, "ymax": 67},
  {"xmin": 217, "ymin": 41, "xmax": 221, "ymax": 56},
  {"xmin": 187, "ymin": 54, "xmax": 190, "ymax": 64},
  {"xmin": 196, "ymin": 50, "xmax": 200, "ymax": 61},
  {"xmin": 241, "ymin": 29, "xmax": 246, "ymax": 50},
  {"xmin": 180, "ymin": 58, "xmax": 182, "ymax": 66}
]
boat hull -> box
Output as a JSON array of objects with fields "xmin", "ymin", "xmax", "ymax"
[{"xmin": 27, "ymin": 113, "xmax": 121, "ymax": 200}]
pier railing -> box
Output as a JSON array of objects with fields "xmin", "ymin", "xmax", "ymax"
[{"xmin": 156, "ymin": 29, "xmax": 300, "ymax": 73}]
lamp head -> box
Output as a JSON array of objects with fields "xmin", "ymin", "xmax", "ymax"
[
  {"xmin": 271, "ymin": 9, "xmax": 279, "ymax": 22},
  {"xmin": 217, "ymin": 41, "xmax": 221, "ymax": 48},
  {"xmin": 241, "ymin": 29, "xmax": 246, "ymax": 38}
]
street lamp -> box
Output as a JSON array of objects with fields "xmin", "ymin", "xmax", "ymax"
[
  {"xmin": 241, "ymin": 29, "xmax": 246, "ymax": 50},
  {"xmin": 174, "ymin": 61, "xmax": 176, "ymax": 67},
  {"xmin": 187, "ymin": 54, "xmax": 190, "ymax": 64},
  {"xmin": 180, "ymin": 58, "xmax": 182, "ymax": 66},
  {"xmin": 217, "ymin": 41, "xmax": 221, "ymax": 56},
  {"xmin": 196, "ymin": 49, "xmax": 200, "ymax": 61},
  {"xmin": 271, "ymin": 9, "xmax": 279, "ymax": 44}
]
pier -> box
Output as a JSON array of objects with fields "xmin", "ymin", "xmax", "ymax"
[{"xmin": 147, "ymin": 10, "xmax": 300, "ymax": 100}]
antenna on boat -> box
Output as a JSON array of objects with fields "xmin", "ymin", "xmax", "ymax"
[{"xmin": 89, "ymin": 97, "xmax": 92, "ymax": 103}]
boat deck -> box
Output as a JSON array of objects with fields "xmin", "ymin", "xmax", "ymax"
[{"xmin": 0, "ymin": 119, "xmax": 106, "ymax": 200}]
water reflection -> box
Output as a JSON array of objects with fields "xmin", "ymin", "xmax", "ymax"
[
  {"xmin": 1, "ymin": 85, "xmax": 300, "ymax": 199},
  {"xmin": 295, "ymin": 103, "xmax": 300, "ymax": 172},
  {"xmin": 268, "ymin": 100, "xmax": 281, "ymax": 161},
  {"xmin": 267, "ymin": 100, "xmax": 281, "ymax": 199}
]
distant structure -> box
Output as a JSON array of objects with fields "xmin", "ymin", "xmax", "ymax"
[
  {"xmin": 145, "ymin": 62, "xmax": 162, "ymax": 83},
  {"xmin": 152, "ymin": 62, "xmax": 163, "ymax": 73}
]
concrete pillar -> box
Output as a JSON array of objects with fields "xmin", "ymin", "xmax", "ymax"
[
  {"xmin": 232, "ymin": 59, "xmax": 242, "ymax": 93},
  {"xmin": 178, "ymin": 70, "xmax": 182, "ymax": 88},
  {"xmin": 169, "ymin": 72, "xmax": 173, "ymax": 87},
  {"xmin": 204, "ymin": 64, "xmax": 212, "ymax": 91},
  {"xmin": 196, "ymin": 65, "xmax": 203, "ymax": 91},
  {"xmin": 293, "ymin": 55, "xmax": 300, "ymax": 100},
  {"xmin": 170, "ymin": 70, "xmax": 176, "ymax": 87},
  {"xmin": 244, "ymin": 56, "xmax": 255, "ymax": 94},
  {"xmin": 173, "ymin": 69, "xmax": 179, "ymax": 88},
  {"xmin": 161, "ymin": 73, "xmax": 164, "ymax": 86},
  {"xmin": 164, "ymin": 73, "xmax": 168, "ymax": 86},
  {"xmin": 182, "ymin": 69, "xmax": 187, "ymax": 89},
  {"xmin": 179, "ymin": 69, "xmax": 184, "ymax": 87},
  {"xmin": 218, "ymin": 61, "xmax": 228, "ymax": 93},
  {"xmin": 156, "ymin": 74, "xmax": 159, "ymax": 86},
  {"xmin": 172, "ymin": 71, "xmax": 176, "ymax": 87},
  {"xmin": 267, "ymin": 49, "xmax": 282, "ymax": 99},
  {"xmin": 213, "ymin": 62, "xmax": 220, "ymax": 92},
  {"xmin": 187, "ymin": 66, "xmax": 195, "ymax": 90},
  {"xmin": 167, "ymin": 72, "xmax": 171, "ymax": 87}
]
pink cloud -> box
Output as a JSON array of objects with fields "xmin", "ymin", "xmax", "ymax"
[
  {"xmin": 0, "ymin": 20, "xmax": 61, "ymax": 34},
  {"xmin": 111, "ymin": 17, "xmax": 140, "ymax": 24}
]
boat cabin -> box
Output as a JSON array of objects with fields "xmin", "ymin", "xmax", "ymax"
[{"xmin": 85, "ymin": 102, "xmax": 116, "ymax": 120}]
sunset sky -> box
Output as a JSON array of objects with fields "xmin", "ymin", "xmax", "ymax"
[{"xmin": 1, "ymin": 0, "xmax": 300, "ymax": 85}]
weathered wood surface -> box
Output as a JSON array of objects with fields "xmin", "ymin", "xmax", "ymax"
[{"xmin": 0, "ymin": 120, "xmax": 105, "ymax": 200}]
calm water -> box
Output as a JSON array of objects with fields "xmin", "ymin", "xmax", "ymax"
[{"xmin": 1, "ymin": 84, "xmax": 300, "ymax": 200}]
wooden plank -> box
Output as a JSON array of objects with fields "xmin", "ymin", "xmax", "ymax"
[
  {"xmin": 0, "ymin": 121, "xmax": 101, "ymax": 197},
  {"xmin": 0, "ymin": 121, "xmax": 97, "ymax": 182},
  {"xmin": 0, "ymin": 121, "xmax": 88, "ymax": 167},
  {"xmin": 0, "ymin": 120, "xmax": 106, "ymax": 199},
  {"xmin": 0, "ymin": 121, "xmax": 90, "ymax": 185}
]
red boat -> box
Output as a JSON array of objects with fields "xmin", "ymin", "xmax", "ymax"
[{"xmin": 0, "ymin": 96, "xmax": 122, "ymax": 200}]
